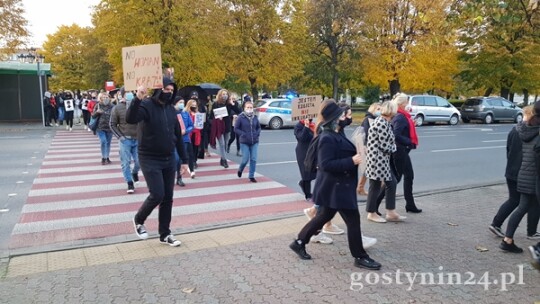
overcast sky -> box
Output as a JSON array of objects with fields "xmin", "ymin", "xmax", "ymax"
[{"xmin": 22, "ymin": 0, "xmax": 100, "ymax": 47}]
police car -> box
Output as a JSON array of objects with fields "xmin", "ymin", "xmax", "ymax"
[{"xmin": 254, "ymin": 98, "xmax": 295, "ymax": 129}]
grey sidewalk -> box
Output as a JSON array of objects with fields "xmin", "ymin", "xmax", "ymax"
[{"xmin": 0, "ymin": 184, "xmax": 539, "ymax": 303}]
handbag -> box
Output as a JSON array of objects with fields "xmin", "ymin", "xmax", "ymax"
[{"xmin": 89, "ymin": 105, "xmax": 101, "ymax": 133}]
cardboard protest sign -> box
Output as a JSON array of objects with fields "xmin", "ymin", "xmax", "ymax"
[
  {"xmin": 213, "ymin": 107, "xmax": 228, "ymax": 119},
  {"xmin": 194, "ymin": 113, "xmax": 205, "ymax": 129},
  {"xmin": 177, "ymin": 114, "xmax": 186, "ymax": 135},
  {"xmin": 291, "ymin": 95, "xmax": 322, "ymax": 121},
  {"xmin": 122, "ymin": 44, "xmax": 163, "ymax": 91}
]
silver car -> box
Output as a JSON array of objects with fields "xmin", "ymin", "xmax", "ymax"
[
  {"xmin": 409, "ymin": 95, "xmax": 461, "ymax": 126},
  {"xmin": 254, "ymin": 98, "xmax": 295, "ymax": 129},
  {"xmin": 460, "ymin": 97, "xmax": 523, "ymax": 124}
]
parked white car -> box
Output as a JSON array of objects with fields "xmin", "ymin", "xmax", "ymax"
[{"xmin": 408, "ymin": 95, "xmax": 461, "ymax": 126}]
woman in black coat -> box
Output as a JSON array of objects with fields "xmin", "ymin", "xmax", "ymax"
[
  {"xmin": 289, "ymin": 100, "xmax": 381, "ymax": 270},
  {"xmin": 294, "ymin": 119, "xmax": 317, "ymax": 200}
]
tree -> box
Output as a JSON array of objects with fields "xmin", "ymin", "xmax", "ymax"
[
  {"xmin": 454, "ymin": 0, "xmax": 540, "ymax": 100},
  {"xmin": 304, "ymin": 0, "xmax": 365, "ymax": 99},
  {"xmin": 0, "ymin": 0, "xmax": 29, "ymax": 56},
  {"xmin": 220, "ymin": 0, "xmax": 307, "ymax": 99},
  {"xmin": 42, "ymin": 25, "xmax": 93, "ymax": 90},
  {"xmin": 361, "ymin": 0, "xmax": 458, "ymax": 96}
]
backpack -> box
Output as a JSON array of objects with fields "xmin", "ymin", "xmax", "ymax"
[{"xmin": 304, "ymin": 135, "xmax": 320, "ymax": 173}]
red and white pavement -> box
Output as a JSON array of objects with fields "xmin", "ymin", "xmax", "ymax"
[{"xmin": 9, "ymin": 129, "xmax": 306, "ymax": 252}]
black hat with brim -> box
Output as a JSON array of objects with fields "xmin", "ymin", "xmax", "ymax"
[{"xmin": 321, "ymin": 101, "xmax": 343, "ymax": 125}]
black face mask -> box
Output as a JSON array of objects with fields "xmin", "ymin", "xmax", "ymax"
[
  {"xmin": 338, "ymin": 118, "xmax": 352, "ymax": 128},
  {"xmin": 190, "ymin": 106, "xmax": 197, "ymax": 111},
  {"xmin": 159, "ymin": 92, "xmax": 173, "ymax": 103}
]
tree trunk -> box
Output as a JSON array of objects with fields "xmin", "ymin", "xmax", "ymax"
[
  {"xmin": 389, "ymin": 79, "xmax": 400, "ymax": 97},
  {"xmin": 509, "ymin": 92, "xmax": 514, "ymax": 102},
  {"xmin": 523, "ymin": 89, "xmax": 529, "ymax": 106},
  {"xmin": 484, "ymin": 88, "xmax": 493, "ymax": 96},
  {"xmin": 500, "ymin": 87, "xmax": 510, "ymax": 100},
  {"xmin": 248, "ymin": 76, "xmax": 258, "ymax": 102}
]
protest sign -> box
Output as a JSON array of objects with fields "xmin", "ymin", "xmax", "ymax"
[
  {"xmin": 213, "ymin": 107, "xmax": 228, "ymax": 119},
  {"xmin": 291, "ymin": 95, "xmax": 323, "ymax": 121},
  {"xmin": 122, "ymin": 44, "xmax": 163, "ymax": 91},
  {"xmin": 194, "ymin": 113, "xmax": 205, "ymax": 129}
]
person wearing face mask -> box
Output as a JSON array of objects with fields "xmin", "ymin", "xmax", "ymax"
[
  {"xmin": 110, "ymin": 87, "xmax": 140, "ymax": 194},
  {"xmin": 93, "ymin": 92, "xmax": 115, "ymax": 165},
  {"xmin": 186, "ymin": 99, "xmax": 202, "ymax": 170},
  {"xmin": 210, "ymin": 89, "xmax": 232, "ymax": 168},
  {"xmin": 126, "ymin": 77, "xmax": 189, "ymax": 247},
  {"xmin": 289, "ymin": 99, "xmax": 382, "ymax": 270},
  {"xmin": 174, "ymin": 97, "xmax": 195, "ymax": 186},
  {"xmin": 227, "ymin": 94, "xmax": 243, "ymax": 156},
  {"xmin": 365, "ymin": 100, "xmax": 405, "ymax": 223},
  {"xmin": 358, "ymin": 103, "xmax": 381, "ymax": 196},
  {"xmin": 234, "ymin": 101, "xmax": 261, "ymax": 182}
]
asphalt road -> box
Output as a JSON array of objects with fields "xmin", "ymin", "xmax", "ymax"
[{"xmin": 230, "ymin": 123, "xmax": 515, "ymax": 196}]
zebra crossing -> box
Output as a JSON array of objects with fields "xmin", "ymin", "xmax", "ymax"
[{"xmin": 9, "ymin": 130, "xmax": 305, "ymax": 253}]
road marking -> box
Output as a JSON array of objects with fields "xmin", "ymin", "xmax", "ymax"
[
  {"xmin": 420, "ymin": 135, "xmax": 457, "ymax": 138},
  {"xmin": 487, "ymin": 132, "xmax": 510, "ymax": 135},
  {"xmin": 259, "ymin": 142, "xmax": 296, "ymax": 145},
  {"xmin": 482, "ymin": 140, "xmax": 506, "ymax": 143},
  {"xmin": 257, "ymin": 161, "xmax": 298, "ymax": 166},
  {"xmin": 0, "ymin": 209, "xmax": 9, "ymax": 213},
  {"xmin": 432, "ymin": 146, "xmax": 505, "ymax": 153},
  {"xmin": 8, "ymin": 193, "xmax": 17, "ymax": 197},
  {"xmin": 0, "ymin": 136, "xmax": 25, "ymax": 139}
]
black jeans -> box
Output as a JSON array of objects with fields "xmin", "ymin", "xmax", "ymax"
[
  {"xmin": 492, "ymin": 178, "xmax": 521, "ymax": 228},
  {"xmin": 505, "ymin": 193, "xmax": 540, "ymax": 238},
  {"xmin": 135, "ymin": 155, "xmax": 176, "ymax": 239},
  {"xmin": 298, "ymin": 206, "xmax": 368, "ymax": 258},
  {"xmin": 393, "ymin": 148, "xmax": 416, "ymax": 208},
  {"xmin": 366, "ymin": 175, "xmax": 397, "ymax": 213},
  {"xmin": 228, "ymin": 127, "xmax": 240, "ymax": 152}
]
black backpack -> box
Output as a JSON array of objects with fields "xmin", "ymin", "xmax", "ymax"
[{"xmin": 304, "ymin": 135, "xmax": 320, "ymax": 173}]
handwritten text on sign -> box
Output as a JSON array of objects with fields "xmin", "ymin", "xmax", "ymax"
[
  {"xmin": 291, "ymin": 95, "xmax": 323, "ymax": 121},
  {"xmin": 122, "ymin": 44, "xmax": 163, "ymax": 91}
]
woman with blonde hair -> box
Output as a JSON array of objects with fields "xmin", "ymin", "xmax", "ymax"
[
  {"xmin": 210, "ymin": 89, "xmax": 231, "ymax": 168},
  {"xmin": 365, "ymin": 100, "xmax": 405, "ymax": 223},
  {"xmin": 92, "ymin": 92, "xmax": 114, "ymax": 165},
  {"xmin": 186, "ymin": 99, "xmax": 202, "ymax": 170}
]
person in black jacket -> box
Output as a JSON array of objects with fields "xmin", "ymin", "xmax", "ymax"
[
  {"xmin": 490, "ymin": 106, "xmax": 539, "ymax": 238},
  {"xmin": 501, "ymin": 103, "xmax": 540, "ymax": 253},
  {"xmin": 126, "ymin": 77, "xmax": 189, "ymax": 247},
  {"xmin": 289, "ymin": 100, "xmax": 381, "ymax": 270}
]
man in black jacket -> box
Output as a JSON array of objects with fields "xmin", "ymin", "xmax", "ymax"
[{"xmin": 126, "ymin": 77, "xmax": 188, "ymax": 247}]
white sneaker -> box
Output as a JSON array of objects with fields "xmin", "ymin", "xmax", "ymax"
[
  {"xmin": 55, "ymin": 123, "xmax": 59, "ymax": 127},
  {"xmin": 310, "ymin": 233, "xmax": 333, "ymax": 244},
  {"xmin": 322, "ymin": 223, "xmax": 345, "ymax": 235},
  {"xmin": 527, "ymin": 232, "xmax": 540, "ymax": 240},
  {"xmin": 69, "ymin": 127, "xmax": 72, "ymax": 132},
  {"xmin": 190, "ymin": 172, "xmax": 195, "ymax": 179},
  {"xmin": 66, "ymin": 125, "xmax": 69, "ymax": 130},
  {"xmin": 87, "ymin": 128, "xmax": 91, "ymax": 132},
  {"xmin": 362, "ymin": 235, "xmax": 377, "ymax": 249}
]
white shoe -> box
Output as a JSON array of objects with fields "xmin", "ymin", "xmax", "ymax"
[
  {"xmin": 69, "ymin": 127, "xmax": 72, "ymax": 132},
  {"xmin": 362, "ymin": 235, "xmax": 377, "ymax": 249},
  {"xmin": 190, "ymin": 172, "xmax": 195, "ymax": 179},
  {"xmin": 87, "ymin": 128, "xmax": 91, "ymax": 132},
  {"xmin": 66, "ymin": 125, "xmax": 69, "ymax": 130},
  {"xmin": 367, "ymin": 214, "xmax": 387, "ymax": 223},
  {"xmin": 310, "ymin": 233, "xmax": 333, "ymax": 244},
  {"xmin": 303, "ymin": 208, "xmax": 315, "ymax": 221},
  {"xmin": 55, "ymin": 123, "xmax": 59, "ymax": 127},
  {"xmin": 322, "ymin": 223, "xmax": 345, "ymax": 235}
]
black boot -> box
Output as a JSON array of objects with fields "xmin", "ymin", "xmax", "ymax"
[
  {"xmin": 405, "ymin": 205, "xmax": 422, "ymax": 213},
  {"xmin": 289, "ymin": 240, "xmax": 311, "ymax": 260},
  {"xmin": 176, "ymin": 176, "xmax": 185, "ymax": 187},
  {"xmin": 220, "ymin": 158, "xmax": 229, "ymax": 168},
  {"xmin": 101, "ymin": 158, "xmax": 106, "ymax": 165}
]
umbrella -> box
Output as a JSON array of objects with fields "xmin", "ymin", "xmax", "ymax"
[
  {"xmin": 197, "ymin": 83, "xmax": 222, "ymax": 96},
  {"xmin": 177, "ymin": 85, "xmax": 209, "ymax": 103}
]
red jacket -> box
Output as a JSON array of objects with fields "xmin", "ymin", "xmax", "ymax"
[
  {"xmin": 88, "ymin": 100, "xmax": 97, "ymax": 114},
  {"xmin": 189, "ymin": 112, "xmax": 201, "ymax": 146}
]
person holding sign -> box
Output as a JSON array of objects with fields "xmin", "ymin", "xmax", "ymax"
[
  {"xmin": 63, "ymin": 91, "xmax": 75, "ymax": 131},
  {"xmin": 186, "ymin": 99, "xmax": 202, "ymax": 170},
  {"xmin": 126, "ymin": 77, "xmax": 189, "ymax": 247},
  {"xmin": 210, "ymin": 89, "xmax": 231, "ymax": 168}
]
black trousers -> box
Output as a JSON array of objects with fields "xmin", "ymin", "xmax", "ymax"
[
  {"xmin": 228, "ymin": 127, "xmax": 240, "ymax": 152},
  {"xmin": 82, "ymin": 110, "xmax": 91, "ymax": 125},
  {"xmin": 298, "ymin": 206, "xmax": 368, "ymax": 259},
  {"xmin": 393, "ymin": 148, "xmax": 416, "ymax": 208},
  {"xmin": 135, "ymin": 156, "xmax": 176, "ymax": 239},
  {"xmin": 505, "ymin": 193, "xmax": 540, "ymax": 238},
  {"xmin": 366, "ymin": 174, "xmax": 397, "ymax": 213}
]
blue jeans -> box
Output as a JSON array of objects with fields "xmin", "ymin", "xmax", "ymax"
[
  {"xmin": 58, "ymin": 107, "xmax": 65, "ymax": 122},
  {"xmin": 97, "ymin": 130, "xmax": 113, "ymax": 158},
  {"xmin": 119, "ymin": 138, "xmax": 140, "ymax": 182},
  {"xmin": 239, "ymin": 143, "xmax": 258, "ymax": 178}
]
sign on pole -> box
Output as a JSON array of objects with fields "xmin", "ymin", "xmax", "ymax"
[
  {"xmin": 122, "ymin": 44, "xmax": 163, "ymax": 91},
  {"xmin": 291, "ymin": 95, "xmax": 323, "ymax": 121}
]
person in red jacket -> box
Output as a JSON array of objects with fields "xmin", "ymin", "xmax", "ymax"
[{"xmin": 186, "ymin": 99, "xmax": 202, "ymax": 170}]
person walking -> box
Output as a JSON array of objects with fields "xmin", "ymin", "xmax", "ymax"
[
  {"xmin": 126, "ymin": 78, "xmax": 188, "ymax": 247},
  {"xmin": 365, "ymin": 100, "xmax": 406, "ymax": 223},
  {"xmin": 173, "ymin": 97, "xmax": 195, "ymax": 186},
  {"xmin": 210, "ymin": 89, "xmax": 231, "ymax": 168},
  {"xmin": 93, "ymin": 93, "xmax": 114, "ymax": 165},
  {"xmin": 294, "ymin": 118, "xmax": 317, "ymax": 200},
  {"xmin": 43, "ymin": 91, "xmax": 53, "ymax": 127},
  {"xmin": 289, "ymin": 100, "xmax": 382, "ymax": 270},
  {"xmin": 234, "ymin": 100, "xmax": 261, "ymax": 182},
  {"xmin": 357, "ymin": 103, "xmax": 381, "ymax": 195},
  {"xmin": 63, "ymin": 91, "xmax": 75, "ymax": 132},
  {"xmin": 489, "ymin": 105, "xmax": 540, "ymax": 239},
  {"xmin": 227, "ymin": 94, "xmax": 243, "ymax": 156},
  {"xmin": 391, "ymin": 93, "xmax": 422, "ymax": 213},
  {"xmin": 501, "ymin": 103, "xmax": 540, "ymax": 253},
  {"xmin": 110, "ymin": 87, "xmax": 140, "ymax": 194},
  {"xmin": 186, "ymin": 99, "xmax": 202, "ymax": 170}
]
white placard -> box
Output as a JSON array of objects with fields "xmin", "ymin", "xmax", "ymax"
[
  {"xmin": 64, "ymin": 99, "xmax": 74, "ymax": 112},
  {"xmin": 213, "ymin": 107, "xmax": 228, "ymax": 119},
  {"xmin": 194, "ymin": 113, "xmax": 205, "ymax": 129}
]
